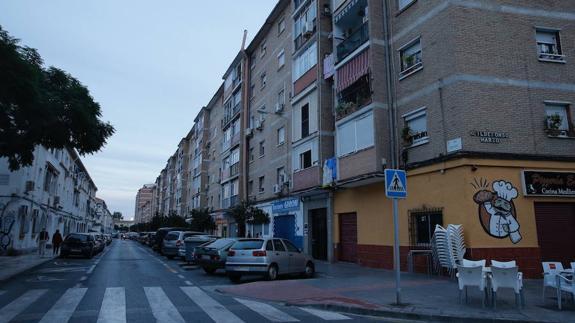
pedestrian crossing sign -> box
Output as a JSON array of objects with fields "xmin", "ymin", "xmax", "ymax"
[{"xmin": 385, "ymin": 169, "xmax": 407, "ymax": 199}]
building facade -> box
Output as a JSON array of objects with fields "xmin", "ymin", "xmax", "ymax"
[{"xmin": 134, "ymin": 184, "xmax": 155, "ymax": 224}]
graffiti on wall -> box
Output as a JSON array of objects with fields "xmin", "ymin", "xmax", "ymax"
[{"xmin": 472, "ymin": 178, "xmax": 522, "ymax": 244}]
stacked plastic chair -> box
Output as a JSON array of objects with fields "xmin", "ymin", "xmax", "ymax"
[
  {"xmin": 447, "ymin": 224, "xmax": 466, "ymax": 265},
  {"xmin": 432, "ymin": 224, "xmax": 466, "ymax": 277}
]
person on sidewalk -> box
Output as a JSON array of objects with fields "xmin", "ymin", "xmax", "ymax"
[
  {"xmin": 52, "ymin": 229, "xmax": 63, "ymax": 256},
  {"xmin": 37, "ymin": 228, "xmax": 49, "ymax": 257}
]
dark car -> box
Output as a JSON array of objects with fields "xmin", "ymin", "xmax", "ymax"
[
  {"xmin": 184, "ymin": 235, "xmax": 218, "ymax": 263},
  {"xmin": 92, "ymin": 233, "xmax": 105, "ymax": 253},
  {"xmin": 196, "ymin": 238, "xmax": 237, "ymax": 274},
  {"xmin": 60, "ymin": 233, "xmax": 96, "ymax": 258},
  {"xmin": 146, "ymin": 232, "xmax": 156, "ymax": 247},
  {"xmin": 154, "ymin": 227, "xmax": 189, "ymax": 253},
  {"xmin": 162, "ymin": 231, "xmax": 205, "ymax": 259}
]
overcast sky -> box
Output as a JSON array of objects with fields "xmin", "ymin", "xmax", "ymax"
[{"xmin": 0, "ymin": 0, "xmax": 277, "ymax": 220}]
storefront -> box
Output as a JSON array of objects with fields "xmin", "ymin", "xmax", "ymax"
[
  {"xmin": 333, "ymin": 158, "xmax": 575, "ymax": 278},
  {"xmin": 251, "ymin": 197, "xmax": 304, "ymax": 249}
]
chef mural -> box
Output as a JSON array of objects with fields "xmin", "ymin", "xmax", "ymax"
[{"xmin": 472, "ymin": 179, "xmax": 522, "ymax": 244}]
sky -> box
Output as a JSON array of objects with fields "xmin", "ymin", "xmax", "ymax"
[{"xmin": 0, "ymin": 0, "xmax": 277, "ymax": 220}]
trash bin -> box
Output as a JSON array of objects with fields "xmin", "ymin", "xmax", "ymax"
[{"xmin": 184, "ymin": 235, "xmax": 216, "ymax": 263}]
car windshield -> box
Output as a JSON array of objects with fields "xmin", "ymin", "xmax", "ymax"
[
  {"xmin": 205, "ymin": 239, "xmax": 235, "ymax": 249},
  {"xmin": 231, "ymin": 239, "xmax": 264, "ymax": 250},
  {"xmin": 66, "ymin": 234, "xmax": 88, "ymax": 242}
]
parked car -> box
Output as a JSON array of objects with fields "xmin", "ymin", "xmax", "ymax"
[
  {"xmin": 184, "ymin": 235, "xmax": 219, "ymax": 263},
  {"xmin": 146, "ymin": 232, "xmax": 156, "ymax": 247},
  {"xmin": 161, "ymin": 231, "xmax": 203, "ymax": 259},
  {"xmin": 226, "ymin": 238, "xmax": 314, "ymax": 283},
  {"xmin": 92, "ymin": 233, "xmax": 105, "ymax": 253},
  {"xmin": 60, "ymin": 233, "xmax": 96, "ymax": 258},
  {"xmin": 104, "ymin": 234, "xmax": 112, "ymax": 245},
  {"xmin": 154, "ymin": 227, "xmax": 189, "ymax": 253},
  {"xmin": 196, "ymin": 238, "xmax": 237, "ymax": 274}
]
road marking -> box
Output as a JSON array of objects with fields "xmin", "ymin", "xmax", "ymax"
[
  {"xmin": 39, "ymin": 288, "xmax": 87, "ymax": 323},
  {"xmin": 180, "ymin": 287, "xmax": 245, "ymax": 323},
  {"xmin": 144, "ymin": 287, "xmax": 185, "ymax": 323},
  {"xmin": 177, "ymin": 274, "xmax": 185, "ymax": 279},
  {"xmin": 97, "ymin": 287, "xmax": 126, "ymax": 323},
  {"xmin": 0, "ymin": 289, "xmax": 47, "ymax": 323},
  {"xmin": 88, "ymin": 248, "xmax": 111, "ymax": 275},
  {"xmin": 234, "ymin": 298, "xmax": 299, "ymax": 322},
  {"xmin": 184, "ymin": 281, "xmax": 193, "ymax": 286},
  {"xmin": 298, "ymin": 308, "xmax": 351, "ymax": 320}
]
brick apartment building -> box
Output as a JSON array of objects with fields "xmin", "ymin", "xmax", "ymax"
[
  {"xmin": 134, "ymin": 184, "xmax": 155, "ymax": 224},
  {"xmin": 142, "ymin": 0, "xmax": 575, "ymax": 277}
]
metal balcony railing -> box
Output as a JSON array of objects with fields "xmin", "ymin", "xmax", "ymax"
[{"xmin": 337, "ymin": 22, "xmax": 369, "ymax": 62}]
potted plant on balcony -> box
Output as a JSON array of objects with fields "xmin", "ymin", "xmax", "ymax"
[
  {"xmin": 401, "ymin": 125, "xmax": 413, "ymax": 146},
  {"xmin": 336, "ymin": 101, "xmax": 356, "ymax": 118},
  {"xmin": 545, "ymin": 114, "xmax": 564, "ymax": 137}
]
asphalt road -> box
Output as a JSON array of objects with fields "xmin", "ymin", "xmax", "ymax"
[{"xmin": 0, "ymin": 239, "xmax": 395, "ymax": 323}]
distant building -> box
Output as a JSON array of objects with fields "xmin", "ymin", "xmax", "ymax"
[{"xmin": 134, "ymin": 184, "xmax": 155, "ymax": 224}]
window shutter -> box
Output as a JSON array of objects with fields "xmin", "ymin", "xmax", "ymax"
[{"xmin": 355, "ymin": 113, "xmax": 374, "ymax": 150}]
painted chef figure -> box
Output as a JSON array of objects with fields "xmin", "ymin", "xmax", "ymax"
[{"xmin": 473, "ymin": 180, "xmax": 522, "ymax": 244}]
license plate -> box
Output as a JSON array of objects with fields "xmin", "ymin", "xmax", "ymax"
[
  {"xmin": 234, "ymin": 266, "xmax": 250, "ymax": 271},
  {"xmin": 202, "ymin": 255, "xmax": 210, "ymax": 260},
  {"xmin": 71, "ymin": 249, "xmax": 81, "ymax": 252}
]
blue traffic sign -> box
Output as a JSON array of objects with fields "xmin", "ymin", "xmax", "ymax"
[{"xmin": 385, "ymin": 169, "xmax": 407, "ymax": 199}]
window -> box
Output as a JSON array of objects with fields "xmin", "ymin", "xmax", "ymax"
[
  {"xmin": 399, "ymin": 38, "xmax": 422, "ymax": 77},
  {"xmin": 249, "ymin": 147, "xmax": 254, "ymax": 162},
  {"xmin": 250, "ymin": 53, "xmax": 256, "ymax": 70},
  {"xmin": 545, "ymin": 102, "xmax": 571, "ymax": 134},
  {"xmin": 409, "ymin": 210, "xmax": 442, "ymax": 246},
  {"xmin": 278, "ymin": 49, "xmax": 285, "ymax": 69},
  {"xmin": 278, "ymin": 89, "xmax": 285, "ymax": 106},
  {"xmin": 301, "ymin": 104, "xmax": 310, "ymax": 138},
  {"xmin": 277, "ymin": 127, "xmax": 286, "ymax": 145},
  {"xmin": 266, "ymin": 240, "xmax": 274, "ymax": 251},
  {"xmin": 260, "ymin": 40, "xmax": 267, "ymax": 57},
  {"xmin": 259, "ymin": 141, "xmax": 265, "ymax": 157},
  {"xmin": 294, "ymin": 1, "xmax": 317, "ymax": 50},
  {"xmin": 43, "ymin": 165, "xmax": 58, "ymax": 194},
  {"xmin": 277, "ymin": 167, "xmax": 285, "ymax": 185},
  {"xmin": 300, "ymin": 150, "xmax": 312, "ymax": 169},
  {"xmin": 284, "ymin": 240, "xmax": 300, "ymax": 252},
  {"xmin": 337, "ymin": 112, "xmax": 374, "ymax": 156},
  {"xmin": 258, "ymin": 176, "xmax": 265, "ymax": 193},
  {"xmin": 248, "ymin": 180, "xmax": 253, "ymax": 195},
  {"xmin": 260, "ymin": 72, "xmax": 267, "ymax": 89},
  {"xmin": 403, "ymin": 108, "xmax": 429, "ymax": 146},
  {"xmin": 293, "ymin": 42, "xmax": 317, "ymax": 80},
  {"xmin": 536, "ymin": 29, "xmax": 564, "ymax": 62},
  {"xmin": 273, "ymin": 239, "xmax": 286, "ymax": 251},
  {"xmin": 278, "ymin": 18, "xmax": 286, "ymax": 35},
  {"xmin": 399, "ymin": 0, "xmax": 416, "ymax": 11}
]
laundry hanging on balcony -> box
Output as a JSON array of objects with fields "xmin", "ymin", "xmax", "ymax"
[{"xmin": 336, "ymin": 49, "xmax": 369, "ymax": 92}]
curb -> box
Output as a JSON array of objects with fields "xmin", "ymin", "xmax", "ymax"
[
  {"xmin": 286, "ymin": 302, "xmax": 559, "ymax": 323},
  {"xmin": 0, "ymin": 256, "xmax": 56, "ymax": 284}
]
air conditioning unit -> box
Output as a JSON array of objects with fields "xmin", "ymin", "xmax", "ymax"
[
  {"xmin": 25, "ymin": 181, "xmax": 35, "ymax": 192},
  {"xmin": 274, "ymin": 103, "xmax": 284, "ymax": 113},
  {"xmin": 303, "ymin": 21, "xmax": 314, "ymax": 37},
  {"xmin": 245, "ymin": 127, "xmax": 253, "ymax": 137},
  {"xmin": 53, "ymin": 196, "xmax": 60, "ymax": 207},
  {"xmin": 255, "ymin": 119, "xmax": 263, "ymax": 130},
  {"xmin": 273, "ymin": 184, "xmax": 282, "ymax": 194}
]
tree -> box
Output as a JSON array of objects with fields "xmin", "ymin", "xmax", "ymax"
[
  {"xmin": 112, "ymin": 212, "xmax": 123, "ymax": 220},
  {"xmin": 0, "ymin": 25, "xmax": 114, "ymax": 170},
  {"xmin": 229, "ymin": 200, "xmax": 270, "ymax": 238},
  {"xmin": 189, "ymin": 208, "xmax": 216, "ymax": 233}
]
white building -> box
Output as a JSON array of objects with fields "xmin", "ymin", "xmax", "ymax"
[
  {"xmin": 94, "ymin": 198, "xmax": 113, "ymax": 234},
  {"xmin": 0, "ymin": 146, "xmax": 98, "ymax": 252}
]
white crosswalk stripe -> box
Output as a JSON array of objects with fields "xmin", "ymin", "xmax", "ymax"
[
  {"xmin": 97, "ymin": 287, "xmax": 126, "ymax": 323},
  {"xmin": 299, "ymin": 307, "xmax": 351, "ymax": 321},
  {"xmin": 39, "ymin": 288, "xmax": 87, "ymax": 323},
  {"xmin": 144, "ymin": 287, "xmax": 185, "ymax": 323},
  {"xmin": 181, "ymin": 286, "xmax": 245, "ymax": 323},
  {"xmin": 0, "ymin": 289, "xmax": 47, "ymax": 323},
  {"xmin": 234, "ymin": 298, "xmax": 299, "ymax": 322}
]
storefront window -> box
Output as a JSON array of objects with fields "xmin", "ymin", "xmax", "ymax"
[{"xmin": 409, "ymin": 210, "xmax": 442, "ymax": 246}]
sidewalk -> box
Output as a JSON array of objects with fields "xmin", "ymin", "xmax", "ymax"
[
  {"xmin": 218, "ymin": 262, "xmax": 575, "ymax": 322},
  {"xmin": 0, "ymin": 253, "xmax": 56, "ymax": 283}
]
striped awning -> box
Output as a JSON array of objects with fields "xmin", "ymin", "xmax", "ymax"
[{"xmin": 336, "ymin": 49, "xmax": 369, "ymax": 92}]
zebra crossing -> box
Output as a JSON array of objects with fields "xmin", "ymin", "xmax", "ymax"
[{"xmin": 0, "ymin": 287, "xmax": 353, "ymax": 322}]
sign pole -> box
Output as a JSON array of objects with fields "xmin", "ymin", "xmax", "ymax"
[{"xmin": 392, "ymin": 197, "xmax": 401, "ymax": 304}]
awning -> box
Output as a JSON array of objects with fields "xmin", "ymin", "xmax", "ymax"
[{"xmin": 336, "ymin": 49, "xmax": 369, "ymax": 92}]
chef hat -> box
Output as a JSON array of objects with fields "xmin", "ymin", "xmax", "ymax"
[{"xmin": 492, "ymin": 180, "xmax": 518, "ymax": 201}]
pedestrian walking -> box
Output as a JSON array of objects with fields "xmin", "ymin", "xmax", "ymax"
[
  {"xmin": 37, "ymin": 228, "xmax": 49, "ymax": 257},
  {"xmin": 52, "ymin": 229, "xmax": 63, "ymax": 256}
]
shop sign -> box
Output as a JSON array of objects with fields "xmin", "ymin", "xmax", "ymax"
[
  {"xmin": 272, "ymin": 198, "xmax": 300, "ymax": 214},
  {"xmin": 469, "ymin": 130, "xmax": 509, "ymax": 144},
  {"xmin": 522, "ymin": 171, "xmax": 575, "ymax": 197}
]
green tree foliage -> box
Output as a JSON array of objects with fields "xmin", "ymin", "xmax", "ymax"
[
  {"xmin": 189, "ymin": 208, "xmax": 216, "ymax": 233},
  {"xmin": 229, "ymin": 200, "xmax": 270, "ymax": 238},
  {"xmin": 0, "ymin": 25, "xmax": 114, "ymax": 170},
  {"xmin": 112, "ymin": 212, "xmax": 123, "ymax": 220}
]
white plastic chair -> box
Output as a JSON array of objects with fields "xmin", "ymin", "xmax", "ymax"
[
  {"xmin": 542, "ymin": 262, "xmax": 564, "ymax": 301},
  {"xmin": 462, "ymin": 259, "xmax": 486, "ymax": 268},
  {"xmin": 491, "ymin": 260, "xmax": 516, "ymax": 268},
  {"xmin": 491, "ymin": 266, "xmax": 524, "ymax": 309},
  {"xmin": 556, "ymin": 274, "xmax": 575, "ymax": 310},
  {"xmin": 456, "ymin": 265, "xmax": 487, "ymax": 307}
]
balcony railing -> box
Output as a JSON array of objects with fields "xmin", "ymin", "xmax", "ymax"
[
  {"xmin": 230, "ymin": 163, "xmax": 240, "ymax": 177},
  {"xmin": 222, "ymin": 195, "xmax": 239, "ymax": 209},
  {"xmin": 223, "ymin": 102, "xmax": 242, "ymax": 127},
  {"xmin": 337, "ymin": 23, "xmax": 369, "ymax": 62}
]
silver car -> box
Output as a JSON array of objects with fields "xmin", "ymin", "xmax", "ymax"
[
  {"xmin": 225, "ymin": 238, "xmax": 315, "ymax": 283},
  {"xmin": 162, "ymin": 231, "xmax": 202, "ymax": 259}
]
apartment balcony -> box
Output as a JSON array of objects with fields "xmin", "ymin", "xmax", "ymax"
[
  {"xmin": 222, "ymin": 195, "xmax": 239, "ymax": 209},
  {"xmin": 230, "ymin": 162, "xmax": 240, "ymax": 177},
  {"xmin": 293, "ymin": 166, "xmax": 320, "ymax": 192},
  {"xmin": 231, "ymin": 132, "xmax": 241, "ymax": 148},
  {"xmin": 336, "ymin": 22, "xmax": 369, "ymax": 62},
  {"xmin": 336, "ymin": 73, "xmax": 372, "ymax": 121},
  {"xmin": 222, "ymin": 102, "xmax": 241, "ymax": 128}
]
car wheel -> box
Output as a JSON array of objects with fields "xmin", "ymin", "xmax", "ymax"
[
  {"xmin": 304, "ymin": 262, "xmax": 315, "ymax": 278},
  {"xmin": 229, "ymin": 274, "xmax": 242, "ymax": 283},
  {"xmin": 266, "ymin": 264, "xmax": 278, "ymax": 281},
  {"xmin": 203, "ymin": 267, "xmax": 217, "ymax": 275}
]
